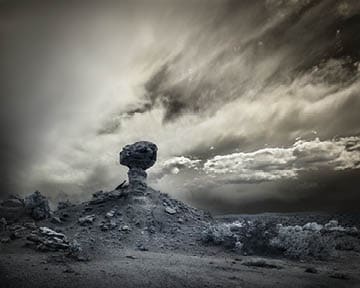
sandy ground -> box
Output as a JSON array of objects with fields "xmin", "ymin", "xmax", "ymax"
[{"xmin": 1, "ymin": 244, "xmax": 359, "ymax": 288}]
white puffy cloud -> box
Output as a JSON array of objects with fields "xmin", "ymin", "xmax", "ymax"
[
  {"xmin": 204, "ymin": 147, "xmax": 296, "ymax": 182},
  {"xmin": 203, "ymin": 137, "xmax": 360, "ymax": 183},
  {"xmin": 293, "ymin": 137, "xmax": 360, "ymax": 170},
  {"xmin": 152, "ymin": 156, "xmax": 201, "ymax": 178}
]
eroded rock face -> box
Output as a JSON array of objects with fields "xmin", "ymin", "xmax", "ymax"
[{"xmin": 119, "ymin": 141, "xmax": 157, "ymax": 194}]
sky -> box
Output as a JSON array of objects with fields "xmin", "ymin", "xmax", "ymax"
[{"xmin": 1, "ymin": 0, "xmax": 360, "ymax": 213}]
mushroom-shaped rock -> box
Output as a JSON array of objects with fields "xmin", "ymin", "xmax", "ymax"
[
  {"xmin": 120, "ymin": 141, "xmax": 157, "ymax": 169},
  {"xmin": 119, "ymin": 141, "xmax": 157, "ymax": 194}
]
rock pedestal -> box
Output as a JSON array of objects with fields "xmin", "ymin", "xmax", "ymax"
[
  {"xmin": 119, "ymin": 141, "xmax": 157, "ymax": 195},
  {"xmin": 127, "ymin": 168, "xmax": 147, "ymax": 191}
]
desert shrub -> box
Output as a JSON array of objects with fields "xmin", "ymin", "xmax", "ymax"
[
  {"xmin": 269, "ymin": 220, "xmax": 359, "ymax": 259},
  {"xmin": 201, "ymin": 220, "xmax": 278, "ymax": 254},
  {"xmin": 323, "ymin": 220, "xmax": 360, "ymax": 252},
  {"xmin": 269, "ymin": 223, "xmax": 336, "ymax": 260},
  {"xmin": 202, "ymin": 219, "xmax": 359, "ymax": 260},
  {"xmin": 334, "ymin": 235, "xmax": 360, "ymax": 252},
  {"xmin": 201, "ymin": 223, "xmax": 238, "ymax": 248},
  {"xmin": 232, "ymin": 220, "xmax": 278, "ymax": 255}
]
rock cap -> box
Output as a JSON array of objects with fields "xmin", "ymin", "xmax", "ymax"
[{"xmin": 120, "ymin": 141, "xmax": 157, "ymax": 170}]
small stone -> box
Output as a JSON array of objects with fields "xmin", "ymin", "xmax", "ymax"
[
  {"xmin": 177, "ymin": 218, "xmax": 184, "ymax": 223},
  {"xmin": 165, "ymin": 207, "xmax": 176, "ymax": 215},
  {"xmin": 106, "ymin": 210, "xmax": 116, "ymax": 218},
  {"xmin": 60, "ymin": 212, "xmax": 69, "ymax": 218},
  {"xmin": 109, "ymin": 220, "xmax": 117, "ymax": 229},
  {"xmin": 137, "ymin": 245, "xmax": 148, "ymax": 251},
  {"xmin": 100, "ymin": 223, "xmax": 109, "ymax": 231},
  {"xmin": 63, "ymin": 267, "xmax": 75, "ymax": 273},
  {"xmin": 23, "ymin": 222, "xmax": 37, "ymax": 230},
  {"xmin": 330, "ymin": 273, "xmax": 350, "ymax": 280},
  {"xmin": 0, "ymin": 217, "xmax": 7, "ymax": 231},
  {"xmin": 9, "ymin": 225, "xmax": 27, "ymax": 239},
  {"xmin": 0, "ymin": 237, "xmax": 11, "ymax": 243},
  {"xmin": 51, "ymin": 216, "xmax": 62, "ymax": 224},
  {"xmin": 121, "ymin": 225, "xmax": 130, "ymax": 231},
  {"xmin": 68, "ymin": 239, "xmax": 84, "ymax": 259},
  {"xmin": 147, "ymin": 226, "xmax": 156, "ymax": 234},
  {"xmin": 78, "ymin": 215, "xmax": 95, "ymax": 225},
  {"xmin": 305, "ymin": 267, "xmax": 318, "ymax": 274}
]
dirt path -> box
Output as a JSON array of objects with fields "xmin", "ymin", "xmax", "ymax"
[{"xmin": 1, "ymin": 247, "xmax": 359, "ymax": 288}]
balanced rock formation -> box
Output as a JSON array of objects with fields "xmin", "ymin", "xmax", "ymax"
[{"xmin": 120, "ymin": 141, "xmax": 157, "ymax": 195}]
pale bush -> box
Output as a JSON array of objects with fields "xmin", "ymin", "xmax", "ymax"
[
  {"xmin": 270, "ymin": 224, "xmax": 335, "ymax": 259},
  {"xmin": 202, "ymin": 219, "xmax": 359, "ymax": 260},
  {"xmin": 201, "ymin": 223, "xmax": 238, "ymax": 248},
  {"xmin": 202, "ymin": 220, "xmax": 277, "ymax": 254}
]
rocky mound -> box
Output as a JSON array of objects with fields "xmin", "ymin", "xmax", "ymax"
[
  {"xmin": 49, "ymin": 186, "xmax": 211, "ymax": 255},
  {"xmin": 0, "ymin": 186, "xmax": 211, "ymax": 259}
]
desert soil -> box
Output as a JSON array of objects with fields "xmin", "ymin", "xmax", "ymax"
[{"xmin": 1, "ymin": 242, "xmax": 359, "ymax": 288}]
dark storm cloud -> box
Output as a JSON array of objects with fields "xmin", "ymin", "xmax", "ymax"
[{"xmin": 185, "ymin": 169, "xmax": 360, "ymax": 214}]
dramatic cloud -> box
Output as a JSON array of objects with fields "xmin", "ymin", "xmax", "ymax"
[{"xmin": 1, "ymin": 0, "xmax": 360, "ymax": 212}]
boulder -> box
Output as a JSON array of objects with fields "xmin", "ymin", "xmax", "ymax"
[
  {"xmin": 78, "ymin": 215, "xmax": 95, "ymax": 225},
  {"xmin": 165, "ymin": 207, "xmax": 177, "ymax": 215},
  {"xmin": 89, "ymin": 190, "xmax": 126, "ymax": 205},
  {"xmin": 121, "ymin": 225, "xmax": 131, "ymax": 231},
  {"xmin": 0, "ymin": 217, "xmax": 7, "ymax": 231},
  {"xmin": 0, "ymin": 195, "xmax": 25, "ymax": 221},
  {"xmin": 27, "ymin": 226, "xmax": 70, "ymax": 251},
  {"xmin": 105, "ymin": 209, "xmax": 116, "ymax": 218},
  {"xmin": 24, "ymin": 191, "xmax": 50, "ymax": 220},
  {"xmin": 2, "ymin": 197, "xmax": 24, "ymax": 208},
  {"xmin": 9, "ymin": 224, "xmax": 28, "ymax": 239}
]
